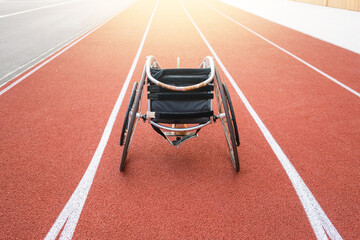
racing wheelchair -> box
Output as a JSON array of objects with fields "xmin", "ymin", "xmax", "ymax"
[{"xmin": 120, "ymin": 56, "xmax": 240, "ymax": 172}]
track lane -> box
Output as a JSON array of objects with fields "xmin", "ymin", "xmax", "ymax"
[
  {"xmin": 207, "ymin": 0, "xmax": 360, "ymax": 93},
  {"xmin": 184, "ymin": 0, "xmax": 359, "ymax": 238},
  {"xmin": 72, "ymin": 0, "xmax": 321, "ymax": 238},
  {"xmin": 44, "ymin": 0, "xmax": 159, "ymax": 238},
  {"xmin": 1, "ymin": 0, "xmax": 358, "ymax": 238},
  {"xmin": 0, "ymin": 1, "xmax": 155, "ymax": 238}
]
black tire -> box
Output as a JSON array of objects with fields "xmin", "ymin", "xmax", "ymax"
[
  {"xmin": 120, "ymin": 81, "xmax": 143, "ymax": 172},
  {"xmin": 222, "ymin": 82, "xmax": 240, "ymax": 146},
  {"xmin": 214, "ymin": 69, "xmax": 240, "ymax": 172},
  {"xmin": 120, "ymin": 82, "xmax": 138, "ymax": 146}
]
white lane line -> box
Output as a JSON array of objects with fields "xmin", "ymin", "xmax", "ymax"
[
  {"xmin": 0, "ymin": 3, "xmax": 130, "ymax": 89},
  {"xmin": 203, "ymin": 1, "xmax": 360, "ymax": 98},
  {"xmin": 0, "ymin": 31, "xmax": 86, "ymax": 89},
  {"xmin": 180, "ymin": 1, "xmax": 342, "ymax": 239},
  {"xmin": 44, "ymin": 0, "xmax": 159, "ymax": 239},
  {"xmin": 0, "ymin": 0, "xmax": 62, "ymax": 3},
  {"xmin": 0, "ymin": 3, "xmax": 130, "ymax": 96},
  {"xmin": 0, "ymin": 0, "xmax": 81, "ymax": 18}
]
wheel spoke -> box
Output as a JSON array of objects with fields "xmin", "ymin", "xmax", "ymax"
[{"xmin": 214, "ymin": 76, "xmax": 239, "ymax": 171}]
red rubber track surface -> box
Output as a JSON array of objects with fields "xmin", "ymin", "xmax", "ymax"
[
  {"xmin": 0, "ymin": 0, "xmax": 154, "ymax": 238},
  {"xmin": 1, "ymin": 0, "xmax": 359, "ymax": 239}
]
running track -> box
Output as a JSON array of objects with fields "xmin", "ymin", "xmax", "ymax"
[{"xmin": 1, "ymin": 0, "xmax": 359, "ymax": 239}]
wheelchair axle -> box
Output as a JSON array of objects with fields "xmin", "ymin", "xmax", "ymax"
[{"xmin": 213, "ymin": 113, "xmax": 226, "ymax": 122}]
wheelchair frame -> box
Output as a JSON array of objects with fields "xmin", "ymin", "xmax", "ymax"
[{"xmin": 120, "ymin": 56, "xmax": 240, "ymax": 172}]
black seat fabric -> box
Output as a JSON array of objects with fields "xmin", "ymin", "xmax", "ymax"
[{"xmin": 148, "ymin": 68, "xmax": 213, "ymax": 124}]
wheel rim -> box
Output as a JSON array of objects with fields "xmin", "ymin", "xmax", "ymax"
[
  {"xmin": 223, "ymin": 82, "xmax": 240, "ymax": 146},
  {"xmin": 120, "ymin": 82, "xmax": 138, "ymax": 146},
  {"xmin": 214, "ymin": 79, "xmax": 239, "ymax": 171},
  {"xmin": 120, "ymin": 81, "xmax": 144, "ymax": 172}
]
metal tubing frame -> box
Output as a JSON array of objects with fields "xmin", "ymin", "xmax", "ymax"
[
  {"xmin": 145, "ymin": 55, "xmax": 215, "ymax": 91},
  {"xmin": 150, "ymin": 120, "xmax": 211, "ymax": 132}
]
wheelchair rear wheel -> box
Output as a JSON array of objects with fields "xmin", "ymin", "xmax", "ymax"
[
  {"xmin": 120, "ymin": 82, "xmax": 138, "ymax": 146},
  {"xmin": 214, "ymin": 71, "xmax": 240, "ymax": 172},
  {"xmin": 222, "ymin": 82, "xmax": 240, "ymax": 146},
  {"xmin": 120, "ymin": 81, "xmax": 143, "ymax": 172}
]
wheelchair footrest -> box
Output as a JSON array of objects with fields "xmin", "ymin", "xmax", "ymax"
[{"xmin": 171, "ymin": 133, "xmax": 197, "ymax": 146}]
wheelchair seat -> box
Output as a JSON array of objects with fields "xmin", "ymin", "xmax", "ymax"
[{"xmin": 148, "ymin": 68, "xmax": 214, "ymax": 124}]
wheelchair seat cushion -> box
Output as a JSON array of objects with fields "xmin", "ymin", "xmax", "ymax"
[{"xmin": 148, "ymin": 68, "xmax": 213, "ymax": 124}]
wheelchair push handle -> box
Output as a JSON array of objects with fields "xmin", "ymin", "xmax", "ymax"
[{"xmin": 146, "ymin": 55, "xmax": 215, "ymax": 92}]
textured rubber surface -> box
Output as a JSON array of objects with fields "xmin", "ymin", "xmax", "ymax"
[{"xmin": 1, "ymin": 0, "xmax": 359, "ymax": 239}]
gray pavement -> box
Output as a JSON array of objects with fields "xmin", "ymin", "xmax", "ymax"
[
  {"xmin": 0, "ymin": 0, "xmax": 136, "ymax": 86},
  {"xmin": 221, "ymin": 0, "xmax": 360, "ymax": 54}
]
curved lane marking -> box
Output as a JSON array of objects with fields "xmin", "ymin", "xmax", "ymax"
[
  {"xmin": 204, "ymin": 1, "xmax": 360, "ymax": 98},
  {"xmin": 0, "ymin": 4, "xmax": 134, "ymax": 88},
  {"xmin": 0, "ymin": 0, "xmax": 81, "ymax": 19},
  {"xmin": 0, "ymin": 3, "xmax": 134, "ymax": 96},
  {"xmin": 180, "ymin": 0, "xmax": 342, "ymax": 239},
  {"xmin": 44, "ymin": 1, "xmax": 159, "ymax": 239}
]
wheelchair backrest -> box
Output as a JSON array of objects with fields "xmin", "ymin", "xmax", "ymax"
[{"xmin": 147, "ymin": 68, "xmax": 214, "ymax": 124}]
